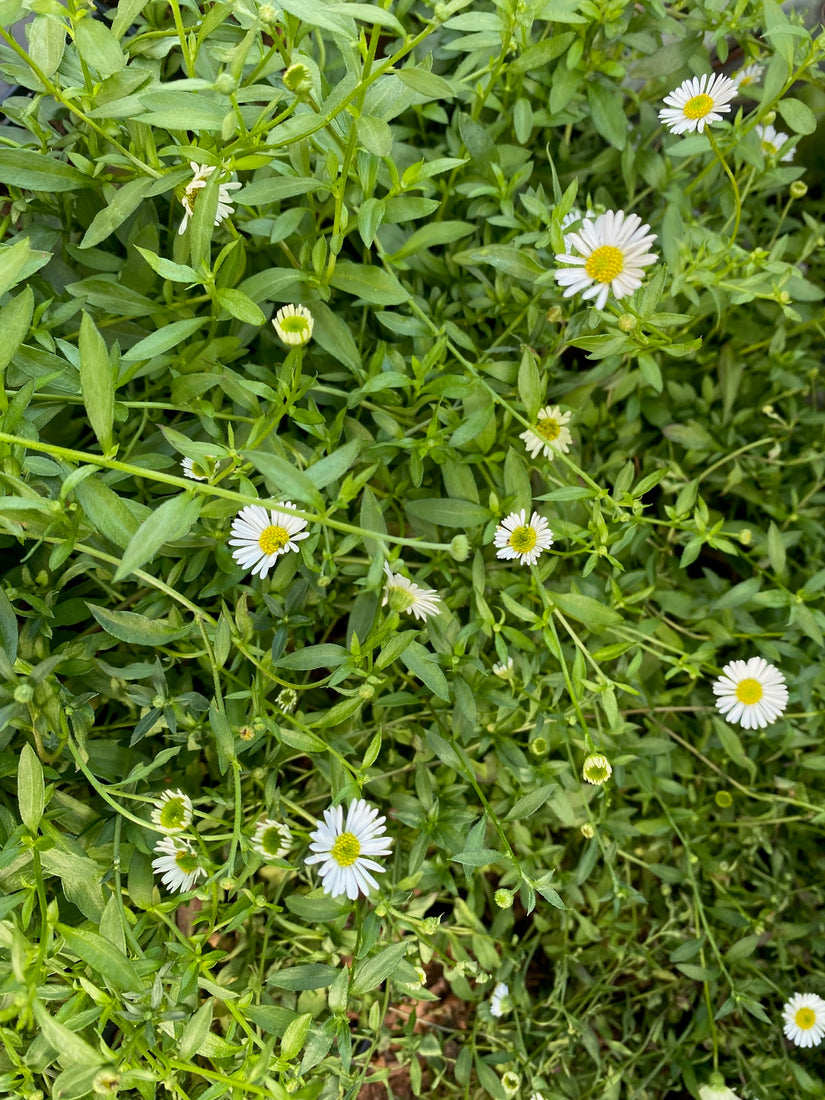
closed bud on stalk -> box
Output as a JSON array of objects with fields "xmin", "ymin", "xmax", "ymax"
[
  {"xmin": 494, "ymin": 888, "xmax": 514, "ymax": 909},
  {"xmin": 618, "ymin": 313, "xmax": 636, "ymax": 332},
  {"xmin": 790, "ymin": 180, "xmax": 808, "ymax": 199},
  {"xmin": 546, "ymin": 305, "xmax": 564, "ymax": 323},
  {"xmin": 449, "ymin": 534, "xmax": 471, "ymax": 561},
  {"xmin": 284, "ymin": 62, "xmax": 312, "ymax": 95}
]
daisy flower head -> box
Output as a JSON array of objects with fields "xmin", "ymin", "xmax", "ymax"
[
  {"xmin": 582, "ymin": 753, "xmax": 613, "ymax": 785},
  {"xmin": 272, "ymin": 303, "xmax": 314, "ymax": 346},
  {"xmin": 493, "ymin": 509, "xmax": 554, "ymax": 566},
  {"xmin": 783, "ymin": 992, "xmax": 825, "ymax": 1047},
  {"xmin": 735, "ymin": 63, "xmax": 763, "ymax": 88},
  {"xmin": 179, "ymin": 161, "xmax": 241, "ymax": 235},
  {"xmin": 554, "ymin": 210, "xmax": 657, "ymax": 311},
  {"xmin": 382, "ymin": 562, "xmax": 442, "ymax": 621},
  {"xmin": 490, "ymin": 981, "xmax": 511, "ymax": 1018},
  {"xmin": 150, "ymin": 788, "xmax": 193, "ymax": 834},
  {"xmin": 277, "ymin": 686, "xmax": 298, "ymax": 714},
  {"xmin": 520, "ymin": 405, "xmax": 574, "ymax": 460},
  {"xmin": 305, "ymin": 798, "xmax": 393, "ymax": 901},
  {"xmin": 756, "ymin": 123, "xmax": 795, "ymax": 162},
  {"xmin": 151, "ymin": 835, "xmax": 206, "ymax": 894},
  {"xmin": 228, "ymin": 502, "xmax": 310, "ymax": 580},
  {"xmin": 251, "ymin": 818, "xmax": 292, "ymax": 861},
  {"xmin": 492, "ymin": 656, "xmax": 514, "ymax": 677},
  {"xmin": 712, "ymin": 656, "xmax": 788, "ymax": 729},
  {"xmin": 659, "ymin": 73, "xmax": 740, "ymax": 135},
  {"xmin": 181, "ymin": 456, "xmax": 210, "ymax": 481}
]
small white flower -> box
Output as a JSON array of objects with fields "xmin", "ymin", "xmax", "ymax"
[
  {"xmin": 554, "ymin": 210, "xmax": 658, "ymax": 310},
  {"xmin": 756, "ymin": 123, "xmax": 795, "ymax": 162},
  {"xmin": 712, "ymin": 656, "xmax": 788, "ymax": 729},
  {"xmin": 490, "ymin": 981, "xmax": 510, "ymax": 1018},
  {"xmin": 582, "ymin": 754, "xmax": 613, "ymax": 785},
  {"xmin": 735, "ymin": 63, "xmax": 763, "ymax": 88},
  {"xmin": 229, "ymin": 502, "xmax": 310, "ymax": 579},
  {"xmin": 560, "ymin": 206, "xmax": 583, "ymax": 250},
  {"xmin": 277, "ymin": 687, "xmax": 298, "ymax": 714},
  {"xmin": 272, "ymin": 303, "xmax": 314, "ymax": 346},
  {"xmin": 251, "ymin": 818, "xmax": 292, "ymax": 861},
  {"xmin": 659, "ymin": 73, "xmax": 740, "ymax": 135},
  {"xmin": 520, "ymin": 405, "xmax": 574, "ymax": 459},
  {"xmin": 178, "ymin": 161, "xmax": 241, "ymax": 235},
  {"xmin": 151, "ymin": 835, "xmax": 206, "ymax": 894},
  {"xmin": 151, "ymin": 788, "xmax": 193, "ymax": 834},
  {"xmin": 382, "ymin": 562, "xmax": 442, "ymax": 621},
  {"xmin": 492, "ymin": 657, "xmax": 514, "ymax": 677},
  {"xmin": 782, "ymin": 992, "xmax": 825, "ymax": 1047},
  {"xmin": 493, "ymin": 509, "xmax": 554, "ymax": 566},
  {"xmin": 181, "ymin": 456, "xmax": 208, "ymax": 481},
  {"xmin": 305, "ymin": 798, "xmax": 393, "ymax": 900}
]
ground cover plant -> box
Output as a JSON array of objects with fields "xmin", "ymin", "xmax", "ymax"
[{"xmin": 0, "ymin": 0, "xmax": 824, "ymax": 1097}]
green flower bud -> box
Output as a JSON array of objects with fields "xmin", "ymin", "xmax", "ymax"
[
  {"xmin": 494, "ymin": 888, "xmax": 514, "ymax": 909},
  {"xmin": 14, "ymin": 683, "xmax": 34, "ymax": 704},
  {"xmin": 283, "ymin": 62, "xmax": 312, "ymax": 96},
  {"xmin": 213, "ymin": 73, "xmax": 237, "ymax": 95},
  {"xmin": 790, "ymin": 180, "xmax": 808, "ymax": 199},
  {"xmin": 449, "ymin": 534, "xmax": 471, "ymax": 561},
  {"xmin": 618, "ymin": 313, "xmax": 636, "ymax": 332}
]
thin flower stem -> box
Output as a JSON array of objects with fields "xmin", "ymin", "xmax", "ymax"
[{"xmin": 706, "ymin": 130, "xmax": 742, "ymax": 242}]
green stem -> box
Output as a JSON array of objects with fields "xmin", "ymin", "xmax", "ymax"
[{"xmin": 706, "ymin": 130, "xmax": 741, "ymax": 242}]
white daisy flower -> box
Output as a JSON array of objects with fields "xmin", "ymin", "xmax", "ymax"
[
  {"xmin": 782, "ymin": 992, "xmax": 825, "ymax": 1047},
  {"xmin": 756, "ymin": 123, "xmax": 795, "ymax": 162},
  {"xmin": 277, "ymin": 687, "xmax": 298, "ymax": 714},
  {"xmin": 582, "ymin": 754, "xmax": 613, "ymax": 785},
  {"xmin": 251, "ymin": 818, "xmax": 292, "ymax": 861},
  {"xmin": 735, "ymin": 63, "xmax": 763, "ymax": 87},
  {"xmin": 520, "ymin": 405, "xmax": 574, "ymax": 459},
  {"xmin": 554, "ymin": 210, "xmax": 658, "ymax": 310},
  {"xmin": 228, "ymin": 502, "xmax": 310, "ymax": 580},
  {"xmin": 712, "ymin": 656, "xmax": 788, "ymax": 729},
  {"xmin": 698, "ymin": 1079, "xmax": 743, "ymax": 1100},
  {"xmin": 382, "ymin": 562, "xmax": 442, "ymax": 621},
  {"xmin": 304, "ymin": 798, "xmax": 393, "ymax": 900},
  {"xmin": 659, "ymin": 73, "xmax": 740, "ymax": 135},
  {"xmin": 150, "ymin": 788, "xmax": 193, "ymax": 834},
  {"xmin": 178, "ymin": 161, "xmax": 241, "ymax": 235},
  {"xmin": 493, "ymin": 509, "xmax": 554, "ymax": 566},
  {"xmin": 490, "ymin": 981, "xmax": 510, "ymax": 1018},
  {"xmin": 151, "ymin": 835, "xmax": 206, "ymax": 894},
  {"xmin": 181, "ymin": 456, "xmax": 208, "ymax": 481},
  {"xmin": 492, "ymin": 657, "xmax": 514, "ymax": 677},
  {"xmin": 272, "ymin": 303, "xmax": 314, "ymax": 346}
]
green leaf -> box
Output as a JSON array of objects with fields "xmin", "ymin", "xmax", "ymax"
[
  {"xmin": 137, "ymin": 93, "xmax": 226, "ymax": 132},
  {"xmin": 344, "ymin": 2, "xmax": 404, "ymax": 33},
  {"xmin": 279, "ymin": 727, "xmax": 327, "ymax": 753},
  {"xmin": 0, "ymin": 237, "xmax": 33, "ymax": 298},
  {"xmin": 405, "ymin": 497, "xmax": 488, "ymax": 528},
  {"xmin": 268, "ymin": 964, "xmax": 340, "ymax": 990},
  {"xmin": 385, "ymin": 219, "xmax": 473, "ymax": 263},
  {"xmin": 32, "ymin": 1001, "xmax": 107, "ymax": 1069},
  {"xmin": 552, "ymin": 591, "xmax": 622, "ymax": 629},
  {"xmin": 80, "ymin": 177, "xmax": 155, "ymax": 249},
  {"xmin": 504, "ymin": 784, "xmax": 557, "ymax": 822},
  {"xmin": 87, "ymin": 604, "xmax": 191, "ymax": 646},
  {"xmin": 275, "ymin": 644, "xmax": 348, "ymax": 670},
  {"xmin": 356, "ymin": 114, "xmax": 394, "ymax": 157},
  {"xmin": 0, "ymin": 587, "xmax": 18, "ymax": 662},
  {"xmin": 18, "ymin": 743, "xmax": 45, "ymax": 833},
  {"xmin": 281, "ymin": 1012, "xmax": 312, "ymax": 1060},
  {"xmin": 27, "ymin": 14, "xmax": 66, "ymax": 77},
  {"xmin": 400, "ymin": 641, "xmax": 450, "ymax": 700},
  {"xmin": 351, "ymin": 942, "xmax": 410, "ymax": 994},
  {"xmin": 237, "ymin": 176, "xmax": 322, "ymax": 205},
  {"xmin": 179, "ymin": 1000, "xmax": 214, "ymax": 1062},
  {"xmin": 78, "ymin": 312, "xmax": 114, "ymax": 453},
  {"xmin": 74, "ymin": 17, "xmax": 124, "ymax": 77},
  {"xmin": 216, "ymin": 287, "xmax": 266, "ymax": 325},
  {"xmin": 587, "ymin": 82, "xmax": 627, "ymax": 150},
  {"xmin": 329, "ymin": 261, "xmax": 408, "ymax": 305},
  {"xmin": 244, "ymin": 451, "xmax": 325, "ymax": 509},
  {"xmin": 57, "ymin": 924, "xmax": 142, "ymax": 992},
  {"xmin": 121, "ymin": 317, "xmax": 206, "ymax": 362},
  {"xmin": 453, "ymin": 245, "xmax": 544, "ymax": 280},
  {"xmin": 310, "ymin": 300, "xmax": 362, "ymax": 371},
  {"xmin": 306, "ymin": 440, "xmax": 361, "ymax": 490},
  {"xmin": 134, "ymin": 247, "xmax": 199, "ymax": 284},
  {"xmin": 451, "ymin": 848, "xmax": 505, "ymax": 867},
  {"xmin": 0, "ymin": 149, "xmax": 89, "ymax": 192},
  {"xmin": 375, "ymin": 629, "xmax": 417, "ymax": 671},
  {"xmin": 75, "ymin": 475, "xmax": 140, "ymax": 548},
  {"xmin": 395, "ymin": 67, "xmax": 455, "ymax": 99},
  {"xmin": 0, "ymin": 285, "xmax": 34, "ymax": 377},
  {"xmin": 778, "ymin": 96, "xmax": 817, "ymax": 135},
  {"xmin": 114, "ymin": 493, "xmax": 202, "ymax": 581}
]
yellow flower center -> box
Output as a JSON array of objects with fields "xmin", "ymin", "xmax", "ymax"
[
  {"xmin": 684, "ymin": 93, "xmax": 714, "ymax": 119},
  {"xmin": 584, "ymin": 245, "xmax": 624, "ymax": 284},
  {"xmin": 331, "ymin": 832, "xmax": 361, "ymax": 867},
  {"xmin": 509, "ymin": 525, "xmax": 537, "ymax": 554},
  {"xmin": 159, "ymin": 799, "xmax": 188, "ymax": 829},
  {"xmin": 258, "ymin": 525, "xmax": 290, "ymax": 555},
  {"xmin": 536, "ymin": 416, "xmax": 561, "ymax": 442},
  {"xmin": 735, "ymin": 678, "xmax": 763, "ymax": 705},
  {"xmin": 795, "ymin": 1007, "xmax": 817, "ymax": 1030}
]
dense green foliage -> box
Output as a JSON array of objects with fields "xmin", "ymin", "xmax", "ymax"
[{"xmin": 0, "ymin": 0, "xmax": 824, "ymax": 1097}]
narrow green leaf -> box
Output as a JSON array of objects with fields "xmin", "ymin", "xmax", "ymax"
[
  {"xmin": 74, "ymin": 17, "xmax": 124, "ymax": 77},
  {"xmin": 0, "ymin": 237, "xmax": 33, "ymax": 298},
  {"xmin": 114, "ymin": 493, "xmax": 202, "ymax": 581},
  {"xmin": 78, "ymin": 312, "xmax": 114, "ymax": 453},
  {"xmin": 356, "ymin": 115, "xmax": 394, "ymax": 157},
  {"xmin": 351, "ymin": 942, "xmax": 409, "ymax": 994},
  {"xmin": 87, "ymin": 604, "xmax": 191, "ymax": 646},
  {"xmin": 268, "ymin": 964, "xmax": 339, "ymax": 990},
  {"xmin": 504, "ymin": 784, "xmax": 557, "ymax": 822},
  {"xmin": 244, "ymin": 451, "xmax": 324, "ymax": 509},
  {"xmin": 405, "ymin": 497, "xmax": 488, "ymax": 528},
  {"xmin": 134, "ymin": 246, "xmax": 199, "ymax": 284},
  {"xmin": 306, "ymin": 439, "xmax": 361, "ymax": 490},
  {"xmin": 179, "ymin": 1000, "xmax": 214, "ymax": 1061},
  {"xmin": 57, "ymin": 924, "xmax": 142, "ymax": 991},
  {"xmin": 0, "ymin": 150, "xmax": 89, "ymax": 192},
  {"xmin": 453, "ymin": 245, "xmax": 544, "ymax": 280},
  {"xmin": 0, "ymin": 285, "xmax": 34, "ymax": 377},
  {"xmin": 552, "ymin": 591, "xmax": 622, "ymax": 629},
  {"xmin": 280, "ymin": 1012, "xmax": 312, "ymax": 1060},
  {"xmin": 216, "ymin": 287, "xmax": 266, "ymax": 325},
  {"xmin": 81, "ymin": 178, "xmax": 155, "ymax": 248},
  {"xmin": 587, "ymin": 82, "xmax": 627, "ymax": 150},
  {"xmin": 75, "ymin": 475, "xmax": 140, "ymax": 548},
  {"xmin": 329, "ymin": 261, "xmax": 407, "ymax": 305},
  {"xmin": 18, "ymin": 743, "xmax": 45, "ymax": 833},
  {"xmin": 275, "ymin": 644, "xmax": 348, "ymax": 670},
  {"xmin": 400, "ymin": 641, "xmax": 450, "ymax": 700},
  {"xmin": 32, "ymin": 1001, "xmax": 106, "ymax": 1068}
]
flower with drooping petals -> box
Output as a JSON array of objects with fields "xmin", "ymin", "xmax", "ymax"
[
  {"xmin": 151, "ymin": 835, "xmax": 206, "ymax": 893},
  {"xmin": 151, "ymin": 788, "xmax": 193, "ymax": 834},
  {"xmin": 179, "ymin": 161, "xmax": 241, "ymax": 235},
  {"xmin": 251, "ymin": 818, "xmax": 292, "ymax": 861},
  {"xmin": 382, "ymin": 562, "xmax": 441, "ymax": 621},
  {"xmin": 756, "ymin": 123, "xmax": 795, "ymax": 162},
  {"xmin": 520, "ymin": 405, "xmax": 574, "ymax": 459}
]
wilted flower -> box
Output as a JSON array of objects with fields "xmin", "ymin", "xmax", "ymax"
[
  {"xmin": 251, "ymin": 818, "xmax": 292, "ymax": 861},
  {"xmin": 151, "ymin": 788, "xmax": 193, "ymax": 834},
  {"xmin": 179, "ymin": 161, "xmax": 241, "ymax": 235}
]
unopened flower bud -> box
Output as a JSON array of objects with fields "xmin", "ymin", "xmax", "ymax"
[
  {"xmin": 14, "ymin": 683, "xmax": 34, "ymax": 704},
  {"xmin": 449, "ymin": 534, "xmax": 470, "ymax": 561},
  {"xmin": 545, "ymin": 305, "xmax": 564, "ymax": 323},
  {"xmin": 529, "ymin": 736, "xmax": 548, "ymax": 756},
  {"xmin": 502, "ymin": 1071, "xmax": 521, "ymax": 1095},
  {"xmin": 283, "ymin": 62, "xmax": 312, "ymax": 96},
  {"xmin": 582, "ymin": 753, "xmax": 613, "ymax": 785},
  {"xmin": 789, "ymin": 180, "xmax": 808, "ymax": 200},
  {"xmin": 739, "ymin": 529, "xmax": 752, "ymax": 546},
  {"xmin": 494, "ymin": 888, "xmax": 514, "ymax": 909},
  {"xmin": 258, "ymin": 3, "xmax": 279, "ymax": 25},
  {"xmin": 763, "ymin": 110, "xmax": 776, "ymax": 125},
  {"xmin": 618, "ymin": 313, "xmax": 636, "ymax": 332},
  {"xmin": 213, "ymin": 73, "xmax": 237, "ymax": 95},
  {"xmin": 580, "ymin": 822, "xmax": 595, "ymax": 839}
]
